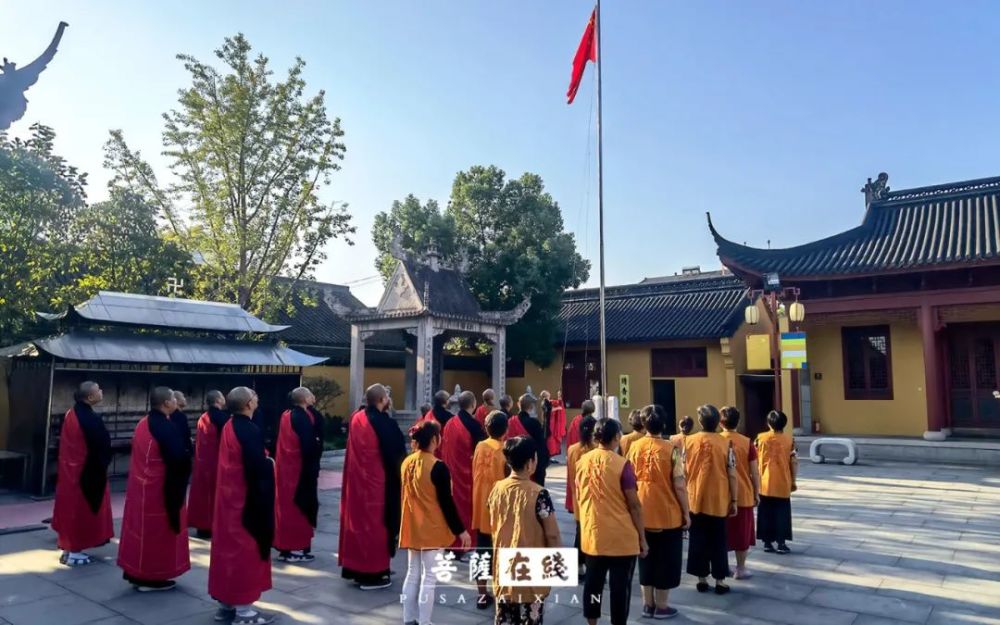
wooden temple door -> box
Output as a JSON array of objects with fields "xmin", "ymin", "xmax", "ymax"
[
  {"xmin": 561, "ymin": 350, "xmax": 602, "ymax": 409},
  {"xmin": 946, "ymin": 323, "xmax": 1000, "ymax": 432}
]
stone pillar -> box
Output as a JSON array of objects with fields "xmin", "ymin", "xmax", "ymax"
[
  {"xmin": 415, "ymin": 318, "xmax": 433, "ymax": 408},
  {"xmin": 919, "ymin": 304, "xmax": 947, "ymax": 441},
  {"xmin": 348, "ymin": 324, "xmax": 366, "ymax": 412},
  {"xmin": 491, "ymin": 329, "xmax": 507, "ymax": 398},
  {"xmin": 404, "ymin": 331, "xmax": 417, "ymax": 412}
]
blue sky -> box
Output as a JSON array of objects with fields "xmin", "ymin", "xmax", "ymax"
[{"xmin": 5, "ymin": 1, "xmax": 1000, "ymax": 304}]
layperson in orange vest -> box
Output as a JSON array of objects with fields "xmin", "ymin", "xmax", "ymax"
[
  {"xmin": 506, "ymin": 394, "xmax": 550, "ymax": 485},
  {"xmin": 208, "ymin": 386, "xmax": 278, "ymax": 625},
  {"xmin": 440, "ymin": 390, "xmax": 487, "ymax": 554},
  {"xmin": 564, "ymin": 399, "xmax": 596, "ymax": 455},
  {"xmin": 577, "ymin": 418, "xmax": 648, "ymax": 625},
  {"xmin": 471, "ymin": 410, "xmax": 509, "ymax": 609},
  {"xmin": 618, "ymin": 410, "xmax": 644, "ymax": 456},
  {"xmin": 720, "ymin": 406, "xmax": 760, "ymax": 579},
  {"xmin": 52, "ymin": 381, "xmax": 113, "ymax": 567},
  {"xmin": 565, "ymin": 413, "xmax": 597, "ymax": 565},
  {"xmin": 339, "ymin": 384, "xmax": 407, "ymax": 590},
  {"xmin": 488, "ymin": 436, "xmax": 562, "ymax": 625},
  {"xmin": 274, "ymin": 386, "xmax": 323, "ymax": 563},
  {"xmin": 669, "ymin": 415, "xmax": 694, "ymax": 450},
  {"xmin": 756, "ymin": 410, "xmax": 797, "ymax": 554},
  {"xmin": 399, "ymin": 420, "xmax": 471, "ymax": 625},
  {"xmin": 684, "ymin": 404, "xmax": 738, "ymax": 594},
  {"xmin": 118, "ymin": 387, "xmax": 191, "ymax": 592},
  {"xmin": 627, "ymin": 405, "xmax": 690, "ymax": 619},
  {"xmin": 188, "ymin": 390, "xmax": 229, "ymax": 539},
  {"xmin": 474, "ymin": 388, "xmax": 497, "ymax": 427}
]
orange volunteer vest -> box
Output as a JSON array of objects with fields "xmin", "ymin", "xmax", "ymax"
[
  {"xmin": 576, "ymin": 448, "xmax": 640, "ymax": 556},
  {"xmin": 684, "ymin": 432, "xmax": 732, "ymax": 518},
  {"xmin": 627, "ymin": 436, "xmax": 683, "ymax": 530},
  {"xmin": 721, "ymin": 430, "xmax": 755, "ymax": 508},
  {"xmin": 471, "ymin": 438, "xmax": 507, "ymax": 534},
  {"xmin": 566, "ymin": 441, "xmax": 595, "ymax": 518},
  {"xmin": 399, "ymin": 450, "xmax": 455, "ymax": 550},
  {"xmin": 757, "ymin": 431, "xmax": 793, "ymax": 499},
  {"xmin": 488, "ymin": 475, "xmax": 550, "ymax": 602}
]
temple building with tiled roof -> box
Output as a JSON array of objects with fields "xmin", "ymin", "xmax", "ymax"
[{"xmin": 710, "ymin": 173, "xmax": 1000, "ymax": 439}]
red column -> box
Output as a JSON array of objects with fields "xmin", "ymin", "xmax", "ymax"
[{"xmin": 919, "ymin": 304, "xmax": 947, "ymax": 440}]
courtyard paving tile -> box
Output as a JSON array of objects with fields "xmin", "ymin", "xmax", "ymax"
[{"xmin": 0, "ymin": 459, "xmax": 998, "ymax": 624}]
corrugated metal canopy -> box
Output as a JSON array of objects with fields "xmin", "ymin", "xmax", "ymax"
[
  {"xmin": 559, "ymin": 274, "xmax": 747, "ymax": 344},
  {"xmin": 710, "ymin": 175, "xmax": 1000, "ymax": 280},
  {"xmin": 32, "ymin": 332, "xmax": 325, "ymax": 367},
  {"xmin": 40, "ymin": 291, "xmax": 289, "ymax": 334}
]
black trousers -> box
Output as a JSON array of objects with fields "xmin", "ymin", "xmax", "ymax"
[
  {"xmin": 757, "ymin": 495, "xmax": 793, "ymax": 543},
  {"xmin": 686, "ymin": 513, "xmax": 730, "ymax": 580},
  {"xmin": 639, "ymin": 528, "xmax": 683, "ymax": 590},
  {"xmin": 583, "ymin": 554, "xmax": 637, "ymax": 625}
]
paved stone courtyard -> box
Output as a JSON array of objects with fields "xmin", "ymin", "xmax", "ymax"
[{"xmin": 0, "ymin": 459, "xmax": 998, "ymax": 625}]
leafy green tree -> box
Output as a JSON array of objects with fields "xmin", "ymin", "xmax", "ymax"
[
  {"xmin": 53, "ymin": 190, "xmax": 193, "ymax": 306},
  {"xmin": 372, "ymin": 195, "xmax": 455, "ymax": 279},
  {"xmin": 372, "ymin": 166, "xmax": 590, "ymax": 365},
  {"xmin": 104, "ymin": 33, "xmax": 354, "ymax": 317},
  {"xmin": 0, "ymin": 124, "xmax": 86, "ymax": 342}
]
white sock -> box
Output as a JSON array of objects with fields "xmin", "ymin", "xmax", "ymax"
[
  {"xmin": 236, "ymin": 605, "xmax": 255, "ymax": 617},
  {"xmin": 68, "ymin": 551, "xmax": 87, "ymax": 559}
]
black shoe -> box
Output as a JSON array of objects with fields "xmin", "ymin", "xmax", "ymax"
[
  {"xmin": 195, "ymin": 529, "xmax": 212, "ymax": 540},
  {"xmin": 714, "ymin": 582, "xmax": 731, "ymax": 595},
  {"xmin": 776, "ymin": 543, "xmax": 791, "ymax": 554},
  {"xmin": 135, "ymin": 580, "xmax": 176, "ymax": 593},
  {"xmin": 696, "ymin": 581, "xmax": 710, "ymax": 593},
  {"xmin": 763, "ymin": 542, "xmax": 776, "ymax": 553}
]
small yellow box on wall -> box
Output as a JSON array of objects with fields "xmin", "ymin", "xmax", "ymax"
[
  {"xmin": 746, "ymin": 334, "xmax": 771, "ymax": 371},
  {"xmin": 619, "ymin": 374, "xmax": 630, "ymax": 408}
]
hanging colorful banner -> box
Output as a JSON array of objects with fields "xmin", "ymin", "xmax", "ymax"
[{"xmin": 780, "ymin": 331, "xmax": 807, "ymax": 369}]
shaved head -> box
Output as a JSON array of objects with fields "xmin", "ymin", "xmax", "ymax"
[
  {"xmin": 366, "ymin": 383, "xmax": 389, "ymax": 410},
  {"xmin": 581, "ymin": 399, "xmax": 596, "ymax": 416},
  {"xmin": 206, "ymin": 390, "xmax": 225, "ymax": 408},
  {"xmin": 518, "ymin": 394, "xmax": 536, "ymax": 412},
  {"xmin": 290, "ymin": 386, "xmax": 313, "ymax": 406},
  {"xmin": 227, "ymin": 386, "xmax": 257, "ymax": 414},
  {"xmin": 433, "ymin": 390, "xmax": 450, "ymax": 407},
  {"xmin": 151, "ymin": 386, "xmax": 175, "ymax": 410},
  {"xmin": 172, "ymin": 390, "xmax": 187, "ymax": 409},
  {"xmin": 499, "ymin": 395, "xmax": 513, "ymax": 411},
  {"xmin": 459, "ymin": 390, "xmax": 476, "ymax": 411},
  {"xmin": 75, "ymin": 381, "xmax": 102, "ymax": 405},
  {"xmin": 482, "ymin": 388, "xmax": 496, "ymax": 404}
]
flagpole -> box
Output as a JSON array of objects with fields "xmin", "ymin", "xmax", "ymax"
[{"xmin": 595, "ymin": 0, "xmax": 608, "ymax": 407}]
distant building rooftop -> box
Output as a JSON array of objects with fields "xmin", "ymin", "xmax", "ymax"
[{"xmin": 710, "ymin": 174, "xmax": 1000, "ymax": 281}]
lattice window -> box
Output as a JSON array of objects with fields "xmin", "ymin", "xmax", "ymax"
[
  {"xmin": 949, "ymin": 340, "xmax": 971, "ymax": 390},
  {"xmin": 842, "ymin": 326, "xmax": 893, "ymax": 400},
  {"xmin": 973, "ymin": 339, "xmax": 997, "ymax": 389}
]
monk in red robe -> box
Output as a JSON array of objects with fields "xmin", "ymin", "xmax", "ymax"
[
  {"xmin": 505, "ymin": 394, "xmax": 550, "ymax": 485},
  {"xmin": 566, "ymin": 398, "xmax": 596, "ymax": 451},
  {"xmin": 208, "ymin": 386, "xmax": 278, "ymax": 624},
  {"xmin": 421, "ymin": 390, "xmax": 453, "ymax": 458},
  {"xmin": 188, "ymin": 389, "xmax": 229, "ymax": 538},
  {"xmin": 52, "ymin": 381, "xmax": 113, "ymax": 567},
  {"xmin": 440, "ymin": 390, "xmax": 487, "ymax": 552},
  {"xmin": 117, "ymin": 387, "xmax": 191, "ymax": 591},
  {"xmin": 274, "ymin": 386, "xmax": 322, "ymax": 563},
  {"xmin": 542, "ymin": 390, "xmax": 567, "ymax": 458},
  {"xmin": 473, "ymin": 388, "xmax": 496, "ymax": 428},
  {"xmin": 339, "ymin": 383, "xmax": 406, "ymax": 590}
]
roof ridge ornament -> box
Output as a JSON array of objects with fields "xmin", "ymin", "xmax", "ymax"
[{"xmin": 862, "ymin": 172, "xmax": 890, "ymax": 207}]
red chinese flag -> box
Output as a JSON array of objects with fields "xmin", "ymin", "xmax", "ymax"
[{"xmin": 567, "ymin": 9, "xmax": 597, "ymax": 104}]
